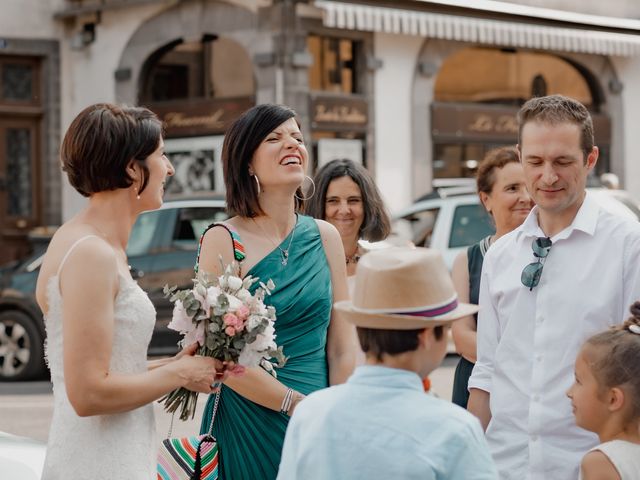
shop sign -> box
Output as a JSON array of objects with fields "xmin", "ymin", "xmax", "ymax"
[
  {"xmin": 432, "ymin": 102, "xmax": 610, "ymax": 144},
  {"xmin": 311, "ymin": 95, "xmax": 368, "ymax": 132},
  {"xmin": 432, "ymin": 103, "xmax": 519, "ymax": 142},
  {"xmin": 147, "ymin": 97, "xmax": 255, "ymax": 137}
]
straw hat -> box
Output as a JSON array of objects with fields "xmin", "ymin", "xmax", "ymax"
[{"xmin": 335, "ymin": 247, "xmax": 479, "ymax": 329}]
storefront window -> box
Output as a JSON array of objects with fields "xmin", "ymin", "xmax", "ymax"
[
  {"xmin": 141, "ymin": 37, "xmax": 255, "ymax": 102},
  {"xmin": 434, "ymin": 48, "xmax": 593, "ymax": 105},
  {"xmin": 308, "ymin": 35, "xmax": 360, "ymax": 94}
]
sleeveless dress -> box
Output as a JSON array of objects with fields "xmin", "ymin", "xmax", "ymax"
[
  {"xmin": 199, "ymin": 215, "xmax": 332, "ymax": 480},
  {"xmin": 451, "ymin": 235, "xmax": 491, "ymax": 408},
  {"xmin": 579, "ymin": 440, "xmax": 640, "ymax": 480},
  {"xmin": 42, "ymin": 235, "xmax": 157, "ymax": 480}
]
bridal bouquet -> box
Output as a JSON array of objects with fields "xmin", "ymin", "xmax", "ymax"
[{"xmin": 161, "ymin": 262, "xmax": 286, "ymax": 420}]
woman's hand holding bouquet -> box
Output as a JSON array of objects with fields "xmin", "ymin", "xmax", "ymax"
[{"xmin": 161, "ymin": 262, "xmax": 286, "ymax": 420}]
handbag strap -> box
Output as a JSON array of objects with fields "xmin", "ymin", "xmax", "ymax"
[
  {"xmin": 166, "ymin": 389, "xmax": 221, "ymax": 438},
  {"xmin": 206, "ymin": 388, "xmax": 222, "ymax": 436}
]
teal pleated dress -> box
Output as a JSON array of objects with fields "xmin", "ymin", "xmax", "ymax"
[{"xmin": 199, "ymin": 215, "xmax": 332, "ymax": 480}]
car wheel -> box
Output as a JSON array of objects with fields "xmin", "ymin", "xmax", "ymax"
[{"xmin": 0, "ymin": 311, "xmax": 46, "ymax": 381}]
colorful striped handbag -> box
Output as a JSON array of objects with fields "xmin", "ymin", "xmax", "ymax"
[{"xmin": 157, "ymin": 392, "xmax": 221, "ymax": 480}]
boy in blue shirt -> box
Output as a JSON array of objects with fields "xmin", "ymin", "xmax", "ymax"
[{"xmin": 277, "ymin": 247, "xmax": 498, "ymax": 480}]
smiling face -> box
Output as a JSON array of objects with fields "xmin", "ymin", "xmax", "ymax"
[
  {"xmin": 250, "ymin": 117, "xmax": 308, "ymax": 193},
  {"xmin": 566, "ymin": 347, "xmax": 609, "ymax": 434},
  {"xmin": 519, "ymin": 121, "xmax": 597, "ymax": 219},
  {"xmin": 137, "ymin": 138, "xmax": 174, "ymax": 210},
  {"xmin": 480, "ymin": 161, "xmax": 533, "ymax": 235},
  {"xmin": 325, "ymin": 175, "xmax": 364, "ymax": 242}
]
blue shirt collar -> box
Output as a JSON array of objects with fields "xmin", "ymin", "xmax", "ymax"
[
  {"xmin": 347, "ymin": 365, "xmax": 424, "ymax": 391},
  {"xmin": 516, "ymin": 190, "xmax": 600, "ymax": 242}
]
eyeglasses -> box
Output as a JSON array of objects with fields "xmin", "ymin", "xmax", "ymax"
[{"xmin": 521, "ymin": 237, "xmax": 552, "ymax": 291}]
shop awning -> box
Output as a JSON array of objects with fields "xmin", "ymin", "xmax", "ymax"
[{"xmin": 315, "ymin": 1, "xmax": 640, "ymax": 57}]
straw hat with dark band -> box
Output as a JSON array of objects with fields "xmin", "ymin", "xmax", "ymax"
[{"xmin": 334, "ymin": 247, "xmax": 479, "ymax": 329}]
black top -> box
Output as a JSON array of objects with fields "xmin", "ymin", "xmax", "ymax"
[{"xmin": 451, "ymin": 235, "xmax": 491, "ymax": 408}]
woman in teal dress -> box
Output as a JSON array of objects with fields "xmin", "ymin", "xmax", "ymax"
[{"xmin": 197, "ymin": 104, "xmax": 357, "ymax": 479}]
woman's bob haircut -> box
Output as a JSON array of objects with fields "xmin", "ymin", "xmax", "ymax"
[{"xmin": 60, "ymin": 103, "xmax": 163, "ymax": 197}]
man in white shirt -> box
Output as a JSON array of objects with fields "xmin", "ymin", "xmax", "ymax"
[{"xmin": 467, "ymin": 94, "xmax": 640, "ymax": 480}]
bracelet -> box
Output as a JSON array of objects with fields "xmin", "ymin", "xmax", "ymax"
[{"xmin": 280, "ymin": 388, "xmax": 294, "ymax": 415}]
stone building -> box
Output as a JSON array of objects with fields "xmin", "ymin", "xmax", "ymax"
[{"xmin": 1, "ymin": 0, "xmax": 640, "ymax": 261}]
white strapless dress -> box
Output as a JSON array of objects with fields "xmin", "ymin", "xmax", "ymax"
[{"xmin": 42, "ymin": 257, "xmax": 157, "ymax": 479}]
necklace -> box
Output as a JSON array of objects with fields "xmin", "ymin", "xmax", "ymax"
[
  {"xmin": 345, "ymin": 251, "xmax": 361, "ymax": 265},
  {"xmin": 345, "ymin": 245, "xmax": 362, "ymax": 265},
  {"xmin": 252, "ymin": 215, "xmax": 298, "ymax": 266}
]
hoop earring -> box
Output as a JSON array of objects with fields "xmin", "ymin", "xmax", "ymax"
[
  {"xmin": 253, "ymin": 174, "xmax": 261, "ymax": 196},
  {"xmin": 294, "ymin": 175, "xmax": 316, "ymax": 201}
]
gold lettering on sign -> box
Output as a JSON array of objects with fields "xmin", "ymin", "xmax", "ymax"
[
  {"xmin": 468, "ymin": 114, "xmax": 518, "ymax": 135},
  {"xmin": 164, "ymin": 109, "xmax": 225, "ymax": 129},
  {"xmin": 495, "ymin": 115, "xmax": 518, "ymax": 134},
  {"xmin": 468, "ymin": 114, "xmax": 493, "ymax": 133},
  {"xmin": 314, "ymin": 105, "xmax": 367, "ymax": 125}
]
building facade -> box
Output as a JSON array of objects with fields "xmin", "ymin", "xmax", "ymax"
[{"xmin": 1, "ymin": 0, "xmax": 640, "ymax": 261}]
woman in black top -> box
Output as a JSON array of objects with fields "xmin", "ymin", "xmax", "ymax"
[{"xmin": 451, "ymin": 146, "xmax": 533, "ymax": 408}]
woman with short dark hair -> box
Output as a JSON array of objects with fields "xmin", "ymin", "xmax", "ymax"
[
  {"xmin": 197, "ymin": 104, "xmax": 357, "ymax": 479},
  {"xmin": 36, "ymin": 103, "xmax": 224, "ymax": 479}
]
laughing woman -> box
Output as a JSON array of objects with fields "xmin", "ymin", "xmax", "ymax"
[{"xmin": 197, "ymin": 104, "xmax": 357, "ymax": 479}]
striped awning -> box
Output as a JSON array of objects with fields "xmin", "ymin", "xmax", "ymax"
[{"xmin": 315, "ymin": 1, "xmax": 640, "ymax": 57}]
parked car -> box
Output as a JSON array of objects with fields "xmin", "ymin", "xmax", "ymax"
[
  {"xmin": 0, "ymin": 431, "xmax": 46, "ymax": 479},
  {"xmin": 0, "ymin": 197, "xmax": 227, "ymax": 381},
  {"xmin": 392, "ymin": 188, "xmax": 640, "ymax": 269}
]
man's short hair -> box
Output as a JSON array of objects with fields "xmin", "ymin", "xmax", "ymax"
[
  {"xmin": 518, "ymin": 95, "xmax": 594, "ymax": 162},
  {"xmin": 356, "ymin": 326, "xmax": 444, "ymax": 361}
]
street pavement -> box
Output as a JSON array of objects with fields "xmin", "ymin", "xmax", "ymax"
[{"xmin": 0, "ymin": 355, "xmax": 458, "ymax": 443}]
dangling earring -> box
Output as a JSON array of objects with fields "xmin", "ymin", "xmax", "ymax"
[
  {"xmin": 294, "ymin": 175, "xmax": 316, "ymax": 201},
  {"xmin": 253, "ymin": 174, "xmax": 261, "ymax": 196},
  {"xmin": 134, "ymin": 186, "xmax": 140, "ymax": 200}
]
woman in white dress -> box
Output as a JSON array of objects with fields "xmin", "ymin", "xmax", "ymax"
[{"xmin": 35, "ymin": 104, "xmax": 225, "ymax": 479}]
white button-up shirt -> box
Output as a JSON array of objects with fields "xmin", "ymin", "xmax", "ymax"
[{"xmin": 469, "ymin": 192, "xmax": 640, "ymax": 480}]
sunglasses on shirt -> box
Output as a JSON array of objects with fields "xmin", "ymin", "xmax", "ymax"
[{"xmin": 520, "ymin": 237, "xmax": 552, "ymax": 291}]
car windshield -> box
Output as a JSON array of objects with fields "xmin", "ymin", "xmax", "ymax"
[{"xmin": 449, "ymin": 204, "xmax": 494, "ymax": 248}]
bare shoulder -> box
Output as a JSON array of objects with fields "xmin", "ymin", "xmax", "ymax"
[
  {"xmin": 452, "ymin": 249, "xmax": 468, "ymax": 273},
  {"xmin": 314, "ymin": 218, "xmax": 342, "ymax": 246},
  {"xmin": 41, "ymin": 226, "xmax": 116, "ymax": 274},
  {"xmin": 199, "ymin": 216, "xmax": 241, "ymax": 273},
  {"xmin": 581, "ymin": 450, "xmax": 621, "ymax": 480},
  {"xmin": 37, "ymin": 228, "xmax": 117, "ymax": 308}
]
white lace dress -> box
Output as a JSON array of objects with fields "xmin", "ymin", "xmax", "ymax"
[{"xmin": 41, "ymin": 236, "xmax": 157, "ymax": 479}]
